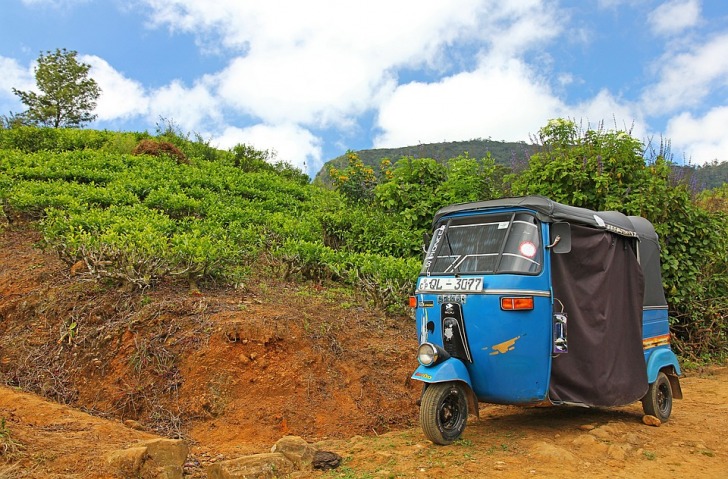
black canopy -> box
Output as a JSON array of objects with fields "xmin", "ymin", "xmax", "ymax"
[
  {"xmin": 433, "ymin": 195, "xmax": 639, "ymax": 238},
  {"xmin": 433, "ymin": 196, "xmax": 667, "ymax": 308}
]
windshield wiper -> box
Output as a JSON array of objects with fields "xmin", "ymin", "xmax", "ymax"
[
  {"xmin": 443, "ymin": 227, "xmax": 462, "ymax": 275},
  {"xmin": 446, "ymin": 255, "xmax": 466, "ymax": 275}
]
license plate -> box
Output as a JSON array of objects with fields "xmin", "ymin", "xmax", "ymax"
[{"xmin": 417, "ymin": 277, "xmax": 483, "ymax": 292}]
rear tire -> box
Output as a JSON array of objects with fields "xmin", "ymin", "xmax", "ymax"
[
  {"xmin": 642, "ymin": 371, "xmax": 673, "ymax": 422},
  {"xmin": 420, "ymin": 382, "xmax": 468, "ymax": 445}
]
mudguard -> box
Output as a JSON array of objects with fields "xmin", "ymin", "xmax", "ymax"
[
  {"xmin": 646, "ymin": 347, "xmax": 682, "ymax": 383},
  {"xmin": 411, "ymin": 358, "xmax": 473, "ymax": 389}
]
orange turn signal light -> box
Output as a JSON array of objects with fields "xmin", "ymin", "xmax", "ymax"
[
  {"xmin": 409, "ymin": 296, "xmax": 418, "ymax": 308},
  {"xmin": 500, "ymin": 297, "xmax": 534, "ymax": 311}
]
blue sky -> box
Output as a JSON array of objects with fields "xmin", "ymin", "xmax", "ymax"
[{"xmin": 1, "ymin": 0, "xmax": 727, "ymax": 176}]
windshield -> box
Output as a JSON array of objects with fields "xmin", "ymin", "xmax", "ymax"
[{"xmin": 422, "ymin": 212, "xmax": 542, "ymax": 275}]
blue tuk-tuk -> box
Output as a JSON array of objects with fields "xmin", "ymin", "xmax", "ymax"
[{"xmin": 411, "ymin": 196, "xmax": 682, "ymax": 445}]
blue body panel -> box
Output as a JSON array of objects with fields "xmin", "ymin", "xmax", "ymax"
[
  {"xmin": 414, "ymin": 277, "xmax": 552, "ymax": 404},
  {"xmin": 414, "ymin": 217, "xmax": 554, "ymax": 405},
  {"xmin": 643, "ymin": 308, "xmax": 670, "ymax": 338}
]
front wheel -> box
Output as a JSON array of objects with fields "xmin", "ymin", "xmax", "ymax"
[
  {"xmin": 642, "ymin": 371, "xmax": 673, "ymax": 422},
  {"xmin": 420, "ymin": 382, "xmax": 468, "ymax": 445}
]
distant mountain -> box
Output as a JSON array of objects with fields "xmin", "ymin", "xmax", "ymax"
[
  {"xmin": 314, "ymin": 139, "xmax": 727, "ymax": 192},
  {"xmin": 690, "ymin": 161, "xmax": 728, "ymax": 191},
  {"xmin": 314, "ymin": 139, "xmax": 537, "ymax": 185}
]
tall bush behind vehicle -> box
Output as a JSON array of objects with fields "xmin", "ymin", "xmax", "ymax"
[{"xmin": 509, "ymin": 119, "xmax": 727, "ymax": 361}]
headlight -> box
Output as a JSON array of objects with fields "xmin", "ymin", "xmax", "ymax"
[{"xmin": 417, "ymin": 342, "xmax": 438, "ymax": 366}]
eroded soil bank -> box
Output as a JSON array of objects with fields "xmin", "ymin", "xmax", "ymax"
[{"xmin": 1, "ymin": 224, "xmax": 727, "ymax": 478}]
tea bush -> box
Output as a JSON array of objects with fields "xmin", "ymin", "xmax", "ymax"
[
  {"xmin": 274, "ymin": 239, "xmax": 419, "ymax": 313},
  {"xmin": 0, "ymin": 128, "xmax": 350, "ymax": 295},
  {"xmin": 0, "ymin": 126, "xmax": 127, "ymax": 152},
  {"xmin": 42, "ymin": 205, "xmax": 176, "ymax": 287}
]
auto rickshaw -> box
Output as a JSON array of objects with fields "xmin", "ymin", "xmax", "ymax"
[{"xmin": 411, "ymin": 196, "xmax": 682, "ymax": 445}]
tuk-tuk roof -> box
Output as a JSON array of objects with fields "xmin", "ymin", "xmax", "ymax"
[{"xmin": 433, "ymin": 195, "xmax": 639, "ymax": 238}]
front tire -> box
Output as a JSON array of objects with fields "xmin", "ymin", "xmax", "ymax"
[
  {"xmin": 642, "ymin": 371, "xmax": 673, "ymax": 422},
  {"xmin": 420, "ymin": 382, "xmax": 468, "ymax": 445}
]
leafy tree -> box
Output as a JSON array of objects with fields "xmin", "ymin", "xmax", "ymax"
[
  {"xmin": 510, "ymin": 119, "xmax": 647, "ymax": 210},
  {"xmin": 374, "ymin": 157, "xmax": 447, "ymax": 228},
  {"xmin": 696, "ymin": 183, "xmax": 728, "ymax": 214},
  {"xmin": 328, "ymin": 151, "xmax": 377, "ymax": 205},
  {"xmin": 12, "ymin": 48, "xmax": 101, "ymax": 128},
  {"xmin": 437, "ymin": 153, "xmax": 504, "ymax": 205},
  {"xmin": 374, "ymin": 155, "xmax": 505, "ymax": 229}
]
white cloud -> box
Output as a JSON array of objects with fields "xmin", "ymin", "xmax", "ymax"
[
  {"xmin": 642, "ymin": 33, "xmax": 728, "ymax": 114},
  {"xmin": 213, "ymin": 123, "xmax": 323, "ymax": 175},
  {"xmin": 0, "ymin": 56, "xmax": 34, "ymax": 98},
  {"xmin": 214, "ymin": 49, "xmax": 398, "ymax": 127},
  {"xmin": 81, "ymin": 55, "xmax": 149, "ymax": 121},
  {"xmin": 568, "ymin": 90, "xmax": 647, "ymax": 139},
  {"xmin": 374, "ymin": 59, "xmax": 565, "ymax": 147},
  {"xmin": 485, "ymin": 1, "xmax": 563, "ymax": 59},
  {"xmin": 0, "ymin": 56, "xmax": 35, "ymax": 118},
  {"xmin": 142, "ymin": 0, "xmax": 563, "ymax": 132},
  {"xmin": 648, "ymin": 0, "xmax": 701, "ymax": 36},
  {"xmin": 147, "ymin": 78, "xmax": 221, "ymax": 133},
  {"xmin": 666, "ymin": 107, "xmax": 728, "ymax": 165},
  {"xmin": 82, "ymin": 55, "xmax": 223, "ymax": 134}
]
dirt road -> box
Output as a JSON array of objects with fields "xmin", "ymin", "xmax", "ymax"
[{"xmin": 1, "ymin": 367, "xmax": 726, "ymax": 478}]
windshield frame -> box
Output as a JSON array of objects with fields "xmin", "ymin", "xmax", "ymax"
[{"xmin": 421, "ymin": 211, "xmax": 543, "ymax": 276}]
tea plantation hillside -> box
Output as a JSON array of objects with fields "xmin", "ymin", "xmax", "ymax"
[
  {"xmin": 1, "ymin": 124, "xmax": 726, "ymax": 360},
  {"xmin": 0, "ymin": 126, "xmax": 421, "ymax": 313}
]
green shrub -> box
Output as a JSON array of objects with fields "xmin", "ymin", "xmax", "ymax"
[
  {"xmin": 42, "ymin": 205, "xmax": 176, "ymax": 287},
  {"xmin": 274, "ymin": 240, "xmax": 419, "ymax": 313},
  {"xmin": 511, "ymin": 119, "xmax": 728, "ymax": 360},
  {"xmin": 0, "ymin": 126, "xmax": 112, "ymax": 152}
]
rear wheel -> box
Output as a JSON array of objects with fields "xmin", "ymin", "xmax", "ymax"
[
  {"xmin": 642, "ymin": 371, "xmax": 673, "ymax": 422},
  {"xmin": 420, "ymin": 382, "xmax": 468, "ymax": 445}
]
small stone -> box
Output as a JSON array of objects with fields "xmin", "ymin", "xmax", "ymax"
[
  {"xmin": 313, "ymin": 450, "xmax": 342, "ymax": 471},
  {"xmin": 589, "ymin": 427, "xmax": 613, "ymax": 440},
  {"xmin": 272, "ymin": 436, "xmax": 318, "ymax": 470},
  {"xmin": 625, "ymin": 433, "xmax": 641, "ymax": 445},
  {"xmin": 123, "ymin": 419, "xmax": 145, "ymax": 431},
  {"xmin": 607, "ymin": 444, "xmax": 629, "ymax": 460},
  {"xmin": 207, "ymin": 453, "xmax": 294, "ymax": 478},
  {"xmin": 642, "ymin": 415, "xmax": 661, "ymax": 427},
  {"xmin": 579, "ymin": 424, "xmax": 596, "ymax": 431}
]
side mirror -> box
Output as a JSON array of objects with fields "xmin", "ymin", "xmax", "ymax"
[
  {"xmin": 422, "ymin": 232, "xmax": 432, "ymax": 254},
  {"xmin": 548, "ymin": 222, "xmax": 571, "ymax": 254}
]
